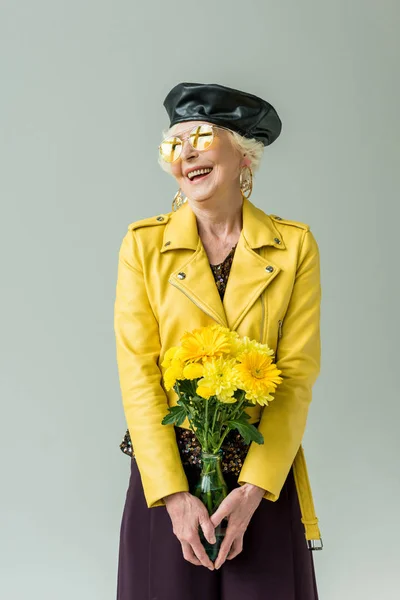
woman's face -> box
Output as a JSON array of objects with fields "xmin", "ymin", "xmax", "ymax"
[{"xmin": 167, "ymin": 120, "xmax": 246, "ymax": 204}]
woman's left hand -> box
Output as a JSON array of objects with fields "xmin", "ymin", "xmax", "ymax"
[{"xmin": 210, "ymin": 483, "xmax": 265, "ymax": 569}]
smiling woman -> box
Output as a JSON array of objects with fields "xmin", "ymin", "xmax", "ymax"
[{"xmin": 115, "ymin": 81, "xmax": 322, "ymax": 600}]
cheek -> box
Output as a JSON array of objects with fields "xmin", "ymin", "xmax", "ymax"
[
  {"xmin": 170, "ymin": 164, "xmax": 180, "ymax": 178},
  {"xmin": 170, "ymin": 166, "xmax": 185, "ymax": 184},
  {"xmin": 215, "ymin": 163, "xmax": 238, "ymax": 185}
]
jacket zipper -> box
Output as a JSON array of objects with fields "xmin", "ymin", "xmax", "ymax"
[
  {"xmin": 278, "ymin": 319, "xmax": 283, "ymax": 339},
  {"xmin": 259, "ymin": 292, "xmax": 265, "ymax": 343},
  {"xmin": 275, "ymin": 319, "xmax": 283, "ymax": 362}
]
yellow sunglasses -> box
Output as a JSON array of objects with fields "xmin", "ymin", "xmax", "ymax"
[{"xmin": 159, "ymin": 123, "xmax": 231, "ymax": 163}]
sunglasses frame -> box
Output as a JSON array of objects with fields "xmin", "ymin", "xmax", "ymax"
[{"xmin": 158, "ymin": 123, "xmax": 233, "ymax": 163}]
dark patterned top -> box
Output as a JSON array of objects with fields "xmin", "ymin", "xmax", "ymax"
[
  {"xmin": 209, "ymin": 243, "xmax": 237, "ymax": 298},
  {"xmin": 119, "ymin": 242, "xmax": 259, "ymax": 475}
]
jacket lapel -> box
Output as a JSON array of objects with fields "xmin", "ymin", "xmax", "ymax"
[
  {"xmin": 161, "ymin": 197, "xmax": 286, "ymax": 330},
  {"xmin": 222, "ymin": 232, "xmax": 281, "ymax": 330}
]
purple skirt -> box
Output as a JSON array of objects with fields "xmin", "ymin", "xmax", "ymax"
[{"xmin": 117, "ymin": 457, "xmax": 319, "ymax": 600}]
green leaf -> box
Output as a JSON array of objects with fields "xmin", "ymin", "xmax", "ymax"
[
  {"xmin": 240, "ymin": 411, "xmax": 251, "ymax": 420},
  {"xmin": 226, "ymin": 420, "xmax": 264, "ymax": 445},
  {"xmin": 178, "ymin": 380, "xmax": 194, "ymax": 395},
  {"xmin": 192, "ymin": 394, "xmax": 208, "ymax": 402},
  {"xmin": 161, "ymin": 405, "xmax": 187, "ymax": 426}
]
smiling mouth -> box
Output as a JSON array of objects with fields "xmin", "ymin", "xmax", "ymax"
[
  {"xmin": 187, "ymin": 168, "xmax": 213, "ymax": 183},
  {"xmin": 189, "ymin": 172, "xmax": 211, "ymax": 183}
]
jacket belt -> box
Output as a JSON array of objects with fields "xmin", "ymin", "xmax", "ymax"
[{"xmin": 292, "ymin": 445, "xmax": 323, "ymax": 549}]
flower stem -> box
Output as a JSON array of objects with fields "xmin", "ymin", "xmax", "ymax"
[
  {"xmin": 176, "ymin": 382, "xmax": 198, "ymax": 438},
  {"xmin": 230, "ymin": 390, "xmax": 246, "ymax": 421},
  {"xmin": 214, "ymin": 426, "xmax": 230, "ymax": 453},
  {"xmin": 214, "ymin": 391, "xmax": 247, "ymax": 452},
  {"xmin": 204, "ymin": 397, "xmax": 209, "ymax": 452}
]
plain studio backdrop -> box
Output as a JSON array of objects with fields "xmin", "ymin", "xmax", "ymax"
[{"xmin": 1, "ymin": 1, "xmax": 399, "ymax": 598}]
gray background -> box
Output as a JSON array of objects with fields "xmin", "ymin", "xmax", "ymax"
[{"xmin": 1, "ymin": 1, "xmax": 399, "ymax": 598}]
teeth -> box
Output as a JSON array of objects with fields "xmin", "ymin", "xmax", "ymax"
[{"xmin": 187, "ymin": 167, "xmax": 212, "ymax": 180}]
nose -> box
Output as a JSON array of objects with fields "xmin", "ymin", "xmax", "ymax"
[{"xmin": 180, "ymin": 138, "xmax": 199, "ymax": 161}]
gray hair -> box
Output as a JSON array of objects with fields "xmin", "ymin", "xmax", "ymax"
[{"xmin": 157, "ymin": 123, "xmax": 265, "ymax": 175}]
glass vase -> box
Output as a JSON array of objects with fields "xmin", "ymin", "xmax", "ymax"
[{"xmin": 193, "ymin": 450, "xmax": 229, "ymax": 562}]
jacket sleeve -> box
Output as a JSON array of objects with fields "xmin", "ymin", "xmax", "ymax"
[
  {"xmin": 114, "ymin": 227, "xmax": 189, "ymax": 508},
  {"xmin": 237, "ymin": 228, "xmax": 321, "ymax": 501}
]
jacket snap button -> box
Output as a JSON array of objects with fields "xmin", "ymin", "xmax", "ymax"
[
  {"xmin": 177, "ymin": 272, "xmax": 186, "ymax": 280},
  {"xmin": 274, "ymin": 237, "xmax": 281, "ymax": 244},
  {"xmin": 164, "ymin": 241, "xmax": 171, "ymax": 246},
  {"xmin": 156, "ymin": 216, "xmax": 164, "ymax": 221},
  {"xmin": 265, "ymin": 265, "xmax": 274, "ymax": 272}
]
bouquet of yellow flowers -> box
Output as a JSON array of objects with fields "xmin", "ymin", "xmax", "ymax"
[{"xmin": 161, "ymin": 324, "xmax": 283, "ymax": 560}]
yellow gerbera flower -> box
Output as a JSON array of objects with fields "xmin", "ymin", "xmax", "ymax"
[
  {"xmin": 196, "ymin": 356, "xmax": 240, "ymax": 403},
  {"xmin": 210, "ymin": 324, "xmax": 240, "ymax": 343},
  {"xmin": 233, "ymin": 336, "xmax": 275, "ymax": 359},
  {"xmin": 183, "ymin": 362, "xmax": 205, "ymax": 380},
  {"xmin": 179, "ymin": 325, "xmax": 232, "ymax": 363},
  {"xmin": 163, "ymin": 358, "xmax": 185, "ymax": 391},
  {"xmin": 161, "ymin": 346, "xmax": 182, "ymax": 369},
  {"xmin": 195, "ymin": 385, "xmax": 215, "ymax": 400},
  {"xmin": 235, "ymin": 350, "xmax": 283, "ymax": 405}
]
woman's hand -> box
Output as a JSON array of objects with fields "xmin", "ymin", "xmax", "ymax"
[
  {"xmin": 164, "ymin": 491, "xmax": 216, "ymax": 570},
  {"xmin": 210, "ymin": 483, "xmax": 265, "ymax": 569}
]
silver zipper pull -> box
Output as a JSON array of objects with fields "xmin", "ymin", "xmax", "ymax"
[{"xmin": 278, "ymin": 319, "xmax": 283, "ymax": 339}]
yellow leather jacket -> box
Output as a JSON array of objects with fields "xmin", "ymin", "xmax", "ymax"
[{"xmin": 114, "ymin": 197, "xmax": 322, "ymax": 546}]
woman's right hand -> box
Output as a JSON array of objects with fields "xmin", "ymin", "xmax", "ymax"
[{"xmin": 164, "ymin": 491, "xmax": 216, "ymax": 570}]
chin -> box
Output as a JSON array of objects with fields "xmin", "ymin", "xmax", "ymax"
[
  {"xmin": 185, "ymin": 183, "xmax": 216, "ymax": 200},
  {"xmin": 187, "ymin": 192, "xmax": 214, "ymax": 203}
]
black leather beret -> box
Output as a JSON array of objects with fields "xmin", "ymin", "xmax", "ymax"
[{"xmin": 163, "ymin": 82, "xmax": 282, "ymax": 146}]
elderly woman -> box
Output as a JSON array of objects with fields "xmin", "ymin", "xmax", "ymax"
[{"xmin": 114, "ymin": 82, "xmax": 322, "ymax": 600}]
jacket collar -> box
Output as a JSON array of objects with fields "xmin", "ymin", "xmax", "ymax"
[{"xmin": 160, "ymin": 196, "xmax": 286, "ymax": 252}]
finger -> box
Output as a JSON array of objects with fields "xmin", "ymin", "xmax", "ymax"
[
  {"xmin": 227, "ymin": 536, "xmax": 243, "ymax": 560},
  {"xmin": 192, "ymin": 541, "xmax": 215, "ymax": 570},
  {"xmin": 190, "ymin": 535, "xmax": 215, "ymax": 570},
  {"xmin": 210, "ymin": 505, "xmax": 229, "ymax": 528},
  {"xmin": 181, "ymin": 541, "xmax": 202, "ymax": 567},
  {"xmin": 214, "ymin": 535, "xmax": 235, "ymax": 569},
  {"xmin": 198, "ymin": 514, "xmax": 217, "ymax": 545}
]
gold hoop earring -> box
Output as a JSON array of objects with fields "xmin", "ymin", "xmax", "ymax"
[
  {"xmin": 172, "ymin": 189, "xmax": 187, "ymax": 212},
  {"xmin": 239, "ymin": 165, "xmax": 253, "ymax": 199}
]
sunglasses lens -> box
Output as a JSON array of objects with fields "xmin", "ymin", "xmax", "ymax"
[
  {"xmin": 159, "ymin": 137, "xmax": 182, "ymax": 162},
  {"xmin": 189, "ymin": 124, "xmax": 214, "ymax": 151},
  {"xmin": 159, "ymin": 124, "xmax": 215, "ymax": 162}
]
